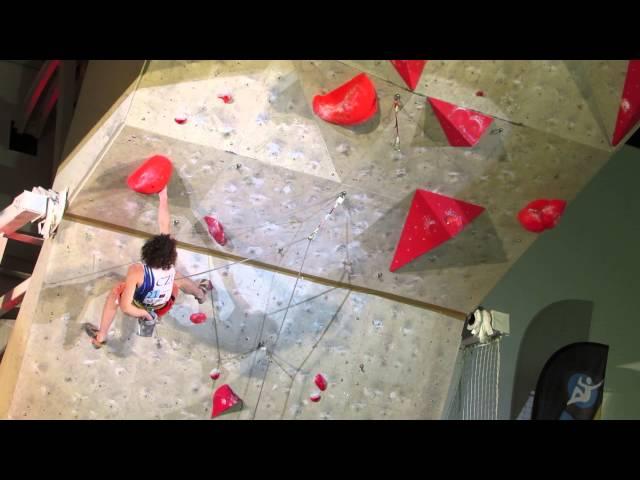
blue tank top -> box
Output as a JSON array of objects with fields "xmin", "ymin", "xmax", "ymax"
[{"xmin": 133, "ymin": 263, "xmax": 176, "ymax": 309}]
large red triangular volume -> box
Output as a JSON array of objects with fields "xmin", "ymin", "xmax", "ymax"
[
  {"xmin": 312, "ymin": 73, "xmax": 378, "ymax": 126},
  {"xmin": 390, "ymin": 60, "xmax": 428, "ymax": 90},
  {"xmin": 612, "ymin": 60, "xmax": 640, "ymax": 146},
  {"xmin": 211, "ymin": 384, "xmax": 243, "ymax": 418},
  {"xmin": 389, "ymin": 190, "xmax": 485, "ymax": 272},
  {"xmin": 427, "ymin": 97, "xmax": 494, "ymax": 147}
]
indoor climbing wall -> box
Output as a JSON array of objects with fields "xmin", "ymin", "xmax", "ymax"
[
  {"xmin": 7, "ymin": 220, "xmax": 459, "ymax": 419},
  {"xmin": 7, "ymin": 59, "xmax": 636, "ymax": 419},
  {"xmin": 68, "ymin": 60, "xmax": 616, "ymax": 312}
]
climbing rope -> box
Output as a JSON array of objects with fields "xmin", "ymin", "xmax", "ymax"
[
  {"xmin": 251, "ymin": 191, "xmax": 348, "ymax": 419},
  {"xmin": 278, "ymin": 288, "xmax": 351, "ymax": 419}
]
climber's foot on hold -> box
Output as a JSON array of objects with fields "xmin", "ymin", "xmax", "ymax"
[
  {"xmin": 197, "ymin": 279, "xmax": 214, "ymax": 304},
  {"xmin": 84, "ymin": 323, "xmax": 107, "ymax": 349}
]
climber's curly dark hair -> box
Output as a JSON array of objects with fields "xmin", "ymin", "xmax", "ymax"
[{"xmin": 141, "ymin": 234, "xmax": 177, "ymax": 270}]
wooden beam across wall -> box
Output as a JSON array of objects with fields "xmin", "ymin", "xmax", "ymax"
[{"xmin": 65, "ymin": 212, "xmax": 468, "ymax": 321}]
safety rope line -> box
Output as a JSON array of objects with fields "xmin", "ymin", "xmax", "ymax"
[
  {"xmin": 207, "ymin": 257, "xmax": 222, "ymax": 368},
  {"xmin": 225, "ymin": 192, "xmax": 341, "ymax": 233},
  {"xmin": 242, "ymin": 203, "xmax": 312, "ymax": 399},
  {"xmin": 279, "ymin": 288, "xmax": 351, "ymax": 419},
  {"xmin": 251, "ymin": 191, "xmax": 347, "ymax": 419},
  {"xmin": 174, "ymin": 235, "xmax": 309, "ymax": 280},
  {"xmin": 251, "ymin": 239, "xmax": 312, "ymax": 419}
]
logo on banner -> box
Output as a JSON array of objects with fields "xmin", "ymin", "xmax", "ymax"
[
  {"xmin": 566, "ymin": 373, "xmax": 603, "ymax": 408},
  {"xmin": 559, "ymin": 373, "xmax": 603, "ymax": 420}
]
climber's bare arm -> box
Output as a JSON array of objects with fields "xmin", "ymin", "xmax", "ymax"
[
  {"xmin": 158, "ymin": 186, "xmax": 170, "ymax": 235},
  {"xmin": 120, "ymin": 264, "xmax": 153, "ymax": 320}
]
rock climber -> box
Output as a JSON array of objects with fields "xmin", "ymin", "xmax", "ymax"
[{"xmin": 87, "ymin": 185, "xmax": 213, "ymax": 348}]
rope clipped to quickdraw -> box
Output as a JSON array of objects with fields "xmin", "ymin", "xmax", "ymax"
[
  {"xmin": 393, "ymin": 94, "xmax": 401, "ymax": 151},
  {"xmin": 307, "ymin": 191, "xmax": 347, "ymax": 241}
]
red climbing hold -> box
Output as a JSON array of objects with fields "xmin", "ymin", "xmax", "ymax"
[
  {"xmin": 209, "ymin": 368, "xmax": 221, "ymax": 380},
  {"xmin": 476, "ymin": 91, "xmax": 485, "ymax": 97},
  {"xmin": 204, "ymin": 216, "xmax": 227, "ymax": 246},
  {"xmin": 174, "ymin": 116, "xmax": 187, "ymax": 124},
  {"xmin": 427, "ymin": 97, "xmax": 493, "ymax": 147},
  {"xmin": 541, "ymin": 199, "xmax": 566, "ymax": 229},
  {"xmin": 310, "ymin": 392, "xmax": 321, "ymax": 403},
  {"xmin": 517, "ymin": 199, "xmax": 547, "ymax": 233},
  {"xmin": 190, "ymin": 312, "xmax": 207, "ymax": 324},
  {"xmin": 217, "ymin": 94, "xmax": 233, "ymax": 104},
  {"xmin": 517, "ymin": 199, "xmax": 566, "ymax": 233},
  {"xmin": 390, "ymin": 60, "xmax": 428, "ymax": 91},
  {"xmin": 126, "ymin": 155, "xmax": 173, "ymax": 194},
  {"xmin": 389, "ymin": 190, "xmax": 485, "ymax": 272},
  {"xmin": 314, "ymin": 373, "xmax": 328, "ymax": 391},
  {"xmin": 211, "ymin": 384, "xmax": 243, "ymax": 418},
  {"xmin": 312, "ymin": 73, "xmax": 378, "ymax": 126},
  {"xmin": 612, "ymin": 60, "xmax": 640, "ymax": 146}
]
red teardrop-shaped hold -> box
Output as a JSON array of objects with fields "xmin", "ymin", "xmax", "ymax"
[
  {"xmin": 312, "ymin": 73, "xmax": 378, "ymax": 126},
  {"xmin": 314, "ymin": 373, "xmax": 328, "ymax": 391},
  {"xmin": 309, "ymin": 392, "xmax": 321, "ymax": 403},
  {"xmin": 126, "ymin": 155, "xmax": 173, "ymax": 194},
  {"xmin": 174, "ymin": 116, "xmax": 187, "ymax": 124},
  {"xmin": 209, "ymin": 368, "xmax": 221, "ymax": 380},
  {"xmin": 190, "ymin": 312, "xmax": 207, "ymax": 324},
  {"xmin": 211, "ymin": 384, "xmax": 243, "ymax": 418},
  {"xmin": 204, "ymin": 216, "xmax": 227, "ymax": 246}
]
